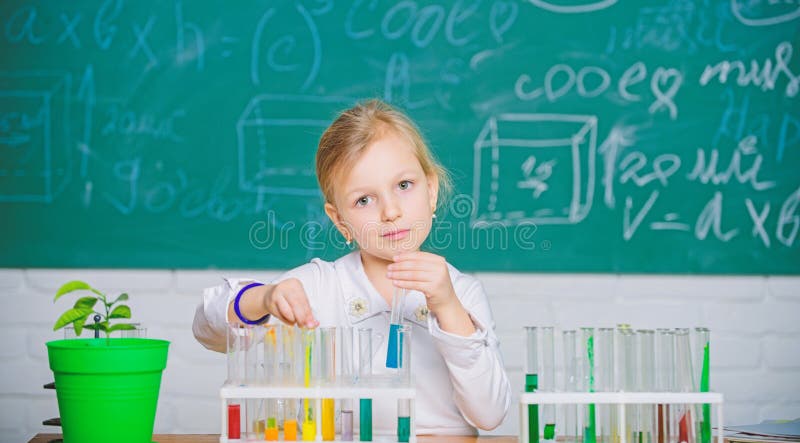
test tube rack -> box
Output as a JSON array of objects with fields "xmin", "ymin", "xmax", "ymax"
[
  {"xmin": 518, "ymin": 391, "xmax": 724, "ymax": 443},
  {"xmin": 221, "ymin": 323, "xmax": 416, "ymax": 443},
  {"xmin": 219, "ymin": 380, "xmax": 417, "ymax": 443}
]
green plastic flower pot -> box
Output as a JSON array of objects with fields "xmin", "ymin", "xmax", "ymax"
[{"xmin": 46, "ymin": 338, "xmax": 170, "ymax": 443}]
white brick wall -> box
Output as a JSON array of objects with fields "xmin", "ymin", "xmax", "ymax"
[{"xmin": 2, "ymin": 269, "xmax": 799, "ymax": 442}]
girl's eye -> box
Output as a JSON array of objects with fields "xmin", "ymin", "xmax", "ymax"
[
  {"xmin": 355, "ymin": 196, "xmax": 372, "ymax": 207},
  {"xmin": 398, "ymin": 180, "xmax": 412, "ymax": 190}
]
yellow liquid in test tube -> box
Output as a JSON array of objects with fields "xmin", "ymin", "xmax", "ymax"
[
  {"xmin": 322, "ymin": 398, "xmax": 335, "ymax": 440},
  {"xmin": 302, "ymin": 331, "xmax": 315, "ymax": 441}
]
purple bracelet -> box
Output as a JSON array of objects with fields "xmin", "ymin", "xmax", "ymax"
[{"xmin": 233, "ymin": 282, "xmax": 270, "ymax": 325}]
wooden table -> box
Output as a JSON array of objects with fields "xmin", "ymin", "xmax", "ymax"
[{"xmin": 28, "ymin": 434, "xmax": 518, "ymax": 443}]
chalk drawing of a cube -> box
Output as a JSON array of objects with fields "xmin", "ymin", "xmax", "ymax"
[
  {"xmin": 0, "ymin": 72, "xmax": 71, "ymax": 202},
  {"xmin": 472, "ymin": 114, "xmax": 596, "ymax": 226},
  {"xmin": 237, "ymin": 94, "xmax": 355, "ymax": 196}
]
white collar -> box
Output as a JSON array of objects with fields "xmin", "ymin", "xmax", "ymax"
[{"xmin": 335, "ymin": 251, "xmax": 430, "ymax": 327}]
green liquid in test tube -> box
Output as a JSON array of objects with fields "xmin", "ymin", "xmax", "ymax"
[
  {"xmin": 358, "ymin": 328, "xmax": 373, "ymax": 442},
  {"xmin": 695, "ymin": 328, "xmax": 711, "ymax": 443},
  {"xmin": 525, "ymin": 326, "xmax": 539, "ymax": 443},
  {"xmin": 581, "ymin": 328, "xmax": 596, "ymax": 443},
  {"xmin": 395, "ymin": 324, "xmax": 412, "ymax": 443}
]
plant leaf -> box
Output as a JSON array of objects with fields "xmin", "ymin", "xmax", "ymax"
[
  {"xmin": 53, "ymin": 307, "xmax": 94, "ymax": 331},
  {"xmin": 109, "ymin": 305, "xmax": 131, "ymax": 319},
  {"xmin": 113, "ymin": 293, "xmax": 129, "ymax": 304},
  {"xmin": 53, "ymin": 281, "xmax": 91, "ymax": 302},
  {"xmin": 73, "ymin": 296, "xmax": 98, "ymax": 310},
  {"xmin": 108, "ymin": 323, "xmax": 137, "ymax": 334},
  {"xmin": 72, "ymin": 316, "xmax": 90, "ymax": 336},
  {"xmin": 90, "ymin": 288, "xmax": 107, "ymax": 300},
  {"xmin": 84, "ymin": 321, "xmax": 109, "ymax": 332}
]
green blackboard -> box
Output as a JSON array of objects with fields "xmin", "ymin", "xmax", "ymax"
[{"xmin": 1, "ymin": 0, "xmax": 798, "ymax": 273}]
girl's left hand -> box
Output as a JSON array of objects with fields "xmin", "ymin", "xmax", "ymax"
[{"xmin": 387, "ymin": 251, "xmax": 459, "ymax": 316}]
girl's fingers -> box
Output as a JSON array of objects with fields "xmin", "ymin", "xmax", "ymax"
[
  {"xmin": 275, "ymin": 296, "xmax": 296, "ymax": 325},
  {"xmin": 289, "ymin": 294, "xmax": 318, "ymax": 328},
  {"xmin": 391, "ymin": 279, "xmax": 428, "ymax": 292},
  {"xmin": 387, "ymin": 270, "xmax": 434, "ymax": 282}
]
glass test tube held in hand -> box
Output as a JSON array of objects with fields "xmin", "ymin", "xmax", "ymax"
[
  {"xmin": 655, "ymin": 329, "xmax": 675, "ymax": 443},
  {"xmin": 386, "ymin": 287, "xmax": 407, "ymax": 369},
  {"xmin": 525, "ymin": 326, "xmax": 540, "ymax": 443},
  {"xmin": 540, "ymin": 327, "xmax": 556, "ymax": 443},
  {"xmin": 320, "ymin": 327, "xmax": 336, "ymax": 441},
  {"xmin": 358, "ymin": 328, "xmax": 373, "ymax": 442},
  {"xmin": 341, "ymin": 327, "xmax": 355, "ymax": 441},
  {"xmin": 693, "ymin": 328, "xmax": 711, "ymax": 443}
]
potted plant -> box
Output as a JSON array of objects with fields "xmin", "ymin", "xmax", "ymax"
[{"xmin": 46, "ymin": 280, "xmax": 170, "ymax": 443}]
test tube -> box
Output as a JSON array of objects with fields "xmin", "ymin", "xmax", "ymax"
[
  {"xmin": 280, "ymin": 325, "xmax": 300, "ymax": 441},
  {"xmin": 386, "ymin": 287, "xmax": 407, "ymax": 369},
  {"xmin": 226, "ymin": 325, "xmax": 248, "ymax": 441},
  {"xmin": 617, "ymin": 325, "xmax": 637, "ymax": 443},
  {"xmin": 563, "ymin": 330, "xmax": 578, "ymax": 443},
  {"xmin": 580, "ymin": 327, "xmax": 597, "ymax": 443},
  {"xmin": 244, "ymin": 324, "xmax": 262, "ymax": 441},
  {"xmin": 674, "ymin": 329, "xmax": 695, "ymax": 443},
  {"xmin": 655, "ymin": 329, "xmax": 675, "ymax": 443},
  {"xmin": 302, "ymin": 328, "xmax": 317, "ymax": 441},
  {"xmin": 595, "ymin": 328, "xmax": 614, "ymax": 443},
  {"xmin": 540, "ymin": 327, "xmax": 556, "ymax": 443},
  {"xmin": 525, "ymin": 326, "xmax": 540, "ymax": 443},
  {"xmin": 226, "ymin": 324, "xmax": 247, "ymax": 386},
  {"xmin": 358, "ymin": 328, "xmax": 373, "ymax": 442},
  {"xmin": 396, "ymin": 324, "xmax": 412, "ymax": 442},
  {"xmin": 340, "ymin": 327, "xmax": 355, "ymax": 441},
  {"xmin": 320, "ymin": 327, "xmax": 336, "ymax": 441},
  {"xmin": 693, "ymin": 328, "xmax": 711, "ymax": 443},
  {"xmin": 262, "ymin": 325, "xmax": 279, "ymax": 441},
  {"xmin": 637, "ymin": 330, "xmax": 656, "ymax": 443}
]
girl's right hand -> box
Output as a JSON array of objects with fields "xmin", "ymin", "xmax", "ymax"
[{"xmin": 264, "ymin": 278, "xmax": 319, "ymax": 328}]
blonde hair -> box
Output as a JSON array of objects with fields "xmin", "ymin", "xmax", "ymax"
[{"xmin": 316, "ymin": 99, "xmax": 452, "ymax": 208}]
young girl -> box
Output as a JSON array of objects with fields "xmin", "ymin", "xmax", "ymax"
[{"xmin": 193, "ymin": 99, "xmax": 511, "ymax": 435}]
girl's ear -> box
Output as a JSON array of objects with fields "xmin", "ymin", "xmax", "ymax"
[
  {"xmin": 427, "ymin": 173, "xmax": 439, "ymax": 212},
  {"xmin": 324, "ymin": 202, "xmax": 350, "ymax": 239}
]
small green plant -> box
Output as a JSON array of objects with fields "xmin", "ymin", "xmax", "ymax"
[{"xmin": 53, "ymin": 280, "xmax": 137, "ymax": 337}]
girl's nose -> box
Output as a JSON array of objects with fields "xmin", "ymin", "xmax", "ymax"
[{"xmin": 382, "ymin": 197, "xmax": 402, "ymax": 222}]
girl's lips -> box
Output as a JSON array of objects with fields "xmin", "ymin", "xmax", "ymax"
[{"xmin": 382, "ymin": 229, "xmax": 410, "ymax": 240}]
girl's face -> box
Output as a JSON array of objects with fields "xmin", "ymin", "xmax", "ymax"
[{"xmin": 324, "ymin": 130, "xmax": 438, "ymax": 263}]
